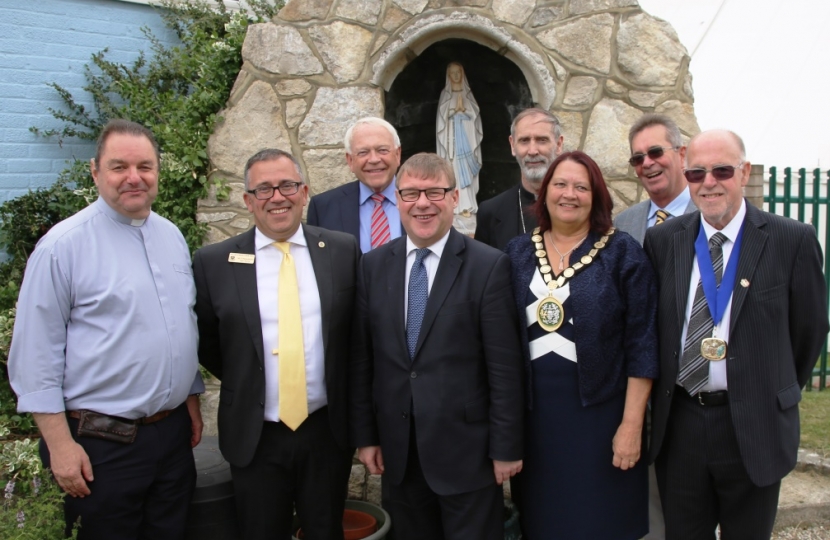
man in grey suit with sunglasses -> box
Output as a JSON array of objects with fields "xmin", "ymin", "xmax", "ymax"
[{"xmin": 616, "ymin": 114, "xmax": 696, "ymax": 245}]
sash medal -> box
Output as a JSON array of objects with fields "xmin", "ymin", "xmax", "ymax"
[
  {"xmin": 694, "ymin": 223, "xmax": 744, "ymax": 360},
  {"xmin": 534, "ymin": 227, "xmax": 615, "ymax": 332}
]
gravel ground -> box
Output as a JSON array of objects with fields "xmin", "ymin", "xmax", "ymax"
[{"xmin": 773, "ymin": 526, "xmax": 830, "ymax": 539}]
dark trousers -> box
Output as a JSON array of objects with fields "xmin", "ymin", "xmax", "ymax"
[
  {"xmin": 385, "ymin": 424, "xmax": 503, "ymax": 540},
  {"xmin": 655, "ymin": 390, "xmax": 781, "ymax": 540},
  {"xmin": 41, "ymin": 404, "xmax": 196, "ymax": 540},
  {"xmin": 229, "ymin": 407, "xmax": 352, "ymax": 540}
]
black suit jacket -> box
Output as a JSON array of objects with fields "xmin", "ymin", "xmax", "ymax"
[
  {"xmin": 307, "ymin": 181, "xmax": 361, "ymax": 242},
  {"xmin": 193, "ymin": 225, "xmax": 360, "ymax": 467},
  {"xmin": 644, "ymin": 203, "xmax": 828, "ymax": 486},
  {"xmin": 475, "ymin": 184, "xmax": 537, "ymax": 251},
  {"xmin": 350, "ymin": 229, "xmax": 524, "ymax": 495}
]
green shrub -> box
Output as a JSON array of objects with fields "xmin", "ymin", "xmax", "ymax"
[{"xmin": 0, "ymin": 439, "xmax": 78, "ymax": 539}]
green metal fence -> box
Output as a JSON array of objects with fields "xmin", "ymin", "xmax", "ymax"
[{"xmin": 765, "ymin": 166, "xmax": 829, "ymax": 391}]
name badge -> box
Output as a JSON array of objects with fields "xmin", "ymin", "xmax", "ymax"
[{"xmin": 228, "ymin": 253, "xmax": 255, "ymax": 264}]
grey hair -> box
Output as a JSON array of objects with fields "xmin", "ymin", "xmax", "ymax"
[
  {"xmin": 94, "ymin": 119, "xmax": 160, "ymax": 168},
  {"xmin": 243, "ymin": 148, "xmax": 304, "ymax": 190},
  {"xmin": 628, "ymin": 113, "xmax": 683, "ymax": 149},
  {"xmin": 510, "ymin": 108, "xmax": 561, "ymax": 140},
  {"xmin": 344, "ymin": 117, "xmax": 401, "ymax": 154}
]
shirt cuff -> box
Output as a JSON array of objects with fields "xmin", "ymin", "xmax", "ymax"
[{"xmin": 16, "ymin": 388, "xmax": 67, "ymax": 414}]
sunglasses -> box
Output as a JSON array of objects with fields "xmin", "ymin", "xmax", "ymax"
[
  {"xmin": 628, "ymin": 146, "xmax": 676, "ymax": 167},
  {"xmin": 683, "ymin": 163, "xmax": 744, "ymax": 183}
]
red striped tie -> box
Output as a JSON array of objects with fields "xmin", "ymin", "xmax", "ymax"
[{"xmin": 370, "ymin": 193, "xmax": 391, "ymax": 249}]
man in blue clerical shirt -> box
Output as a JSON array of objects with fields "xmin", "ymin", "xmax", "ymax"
[
  {"xmin": 307, "ymin": 117, "xmax": 403, "ymax": 252},
  {"xmin": 9, "ymin": 119, "xmax": 204, "ymax": 540}
]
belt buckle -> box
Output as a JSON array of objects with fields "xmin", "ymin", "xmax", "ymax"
[{"xmin": 698, "ymin": 393, "xmax": 705, "ymax": 406}]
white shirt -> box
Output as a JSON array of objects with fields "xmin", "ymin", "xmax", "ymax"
[
  {"xmin": 254, "ymin": 227, "xmax": 327, "ymax": 423},
  {"xmin": 680, "ymin": 200, "xmax": 747, "ymax": 391},
  {"xmin": 404, "ymin": 230, "xmax": 451, "ymax": 321}
]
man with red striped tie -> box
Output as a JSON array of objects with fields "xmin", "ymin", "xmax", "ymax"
[{"xmin": 307, "ymin": 117, "xmax": 403, "ymax": 252}]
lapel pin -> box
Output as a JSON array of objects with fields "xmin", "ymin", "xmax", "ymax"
[
  {"xmin": 740, "ymin": 278, "xmax": 749, "ymax": 288},
  {"xmin": 318, "ymin": 241, "xmax": 325, "ymax": 248}
]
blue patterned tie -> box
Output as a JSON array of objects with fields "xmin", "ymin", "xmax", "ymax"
[
  {"xmin": 406, "ymin": 248, "xmax": 431, "ymax": 360},
  {"xmin": 678, "ymin": 232, "xmax": 727, "ymax": 394}
]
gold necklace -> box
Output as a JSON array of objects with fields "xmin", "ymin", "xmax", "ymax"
[{"xmin": 531, "ymin": 226, "xmax": 615, "ymax": 332}]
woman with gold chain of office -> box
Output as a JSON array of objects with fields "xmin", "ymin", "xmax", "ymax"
[{"xmin": 505, "ymin": 150, "xmax": 659, "ymax": 539}]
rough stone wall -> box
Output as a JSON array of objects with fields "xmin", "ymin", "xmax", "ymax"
[
  {"xmin": 200, "ymin": 0, "xmax": 700, "ymax": 241},
  {"xmin": 200, "ymin": 0, "xmax": 700, "ymax": 501}
]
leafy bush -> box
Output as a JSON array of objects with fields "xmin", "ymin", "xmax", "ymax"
[{"xmin": 0, "ymin": 438, "xmax": 78, "ymax": 539}]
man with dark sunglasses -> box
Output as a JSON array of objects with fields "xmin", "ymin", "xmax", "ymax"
[
  {"xmin": 615, "ymin": 114, "xmax": 696, "ymax": 246},
  {"xmin": 615, "ymin": 113, "xmax": 697, "ymax": 540},
  {"xmin": 644, "ymin": 130, "xmax": 828, "ymax": 539}
]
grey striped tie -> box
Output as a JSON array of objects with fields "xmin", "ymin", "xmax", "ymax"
[{"xmin": 678, "ymin": 232, "xmax": 727, "ymax": 394}]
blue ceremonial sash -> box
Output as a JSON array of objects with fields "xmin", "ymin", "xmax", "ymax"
[
  {"xmin": 452, "ymin": 113, "xmax": 481, "ymax": 189},
  {"xmin": 694, "ymin": 222, "xmax": 745, "ymax": 327}
]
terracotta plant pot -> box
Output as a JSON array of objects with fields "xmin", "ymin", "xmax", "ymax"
[{"xmin": 293, "ymin": 500, "xmax": 391, "ymax": 540}]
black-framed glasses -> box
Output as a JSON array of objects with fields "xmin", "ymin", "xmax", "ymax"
[
  {"xmin": 398, "ymin": 187, "xmax": 453, "ymax": 202},
  {"xmin": 683, "ymin": 163, "xmax": 743, "ymax": 183},
  {"xmin": 628, "ymin": 146, "xmax": 677, "ymax": 167},
  {"xmin": 246, "ymin": 182, "xmax": 303, "ymax": 200}
]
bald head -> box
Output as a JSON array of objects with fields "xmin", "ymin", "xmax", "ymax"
[{"xmin": 686, "ymin": 130, "xmax": 751, "ymax": 230}]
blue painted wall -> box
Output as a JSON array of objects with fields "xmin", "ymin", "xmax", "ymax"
[{"xmin": 0, "ymin": 0, "xmax": 178, "ymax": 202}]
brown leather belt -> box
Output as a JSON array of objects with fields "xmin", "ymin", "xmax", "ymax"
[{"xmin": 67, "ymin": 408, "xmax": 174, "ymax": 425}]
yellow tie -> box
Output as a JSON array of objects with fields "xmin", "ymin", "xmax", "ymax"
[
  {"xmin": 655, "ymin": 209, "xmax": 670, "ymax": 225},
  {"xmin": 274, "ymin": 242, "xmax": 308, "ymax": 430}
]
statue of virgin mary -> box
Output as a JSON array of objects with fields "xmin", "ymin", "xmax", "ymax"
[{"xmin": 436, "ymin": 62, "xmax": 483, "ymax": 215}]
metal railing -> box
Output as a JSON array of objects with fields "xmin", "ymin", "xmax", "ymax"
[{"xmin": 765, "ymin": 166, "xmax": 830, "ymax": 391}]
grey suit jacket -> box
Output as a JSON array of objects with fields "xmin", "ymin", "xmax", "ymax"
[
  {"xmin": 643, "ymin": 203, "xmax": 828, "ymax": 486},
  {"xmin": 615, "ymin": 198, "xmax": 697, "ymax": 245},
  {"xmin": 193, "ymin": 225, "xmax": 360, "ymax": 467}
]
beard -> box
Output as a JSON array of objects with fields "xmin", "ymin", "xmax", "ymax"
[{"xmin": 519, "ymin": 155, "xmax": 553, "ymax": 189}]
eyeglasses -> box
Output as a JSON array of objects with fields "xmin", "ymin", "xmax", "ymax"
[
  {"xmin": 683, "ymin": 163, "xmax": 744, "ymax": 183},
  {"xmin": 246, "ymin": 182, "xmax": 303, "ymax": 200},
  {"xmin": 398, "ymin": 187, "xmax": 453, "ymax": 202},
  {"xmin": 628, "ymin": 146, "xmax": 677, "ymax": 167}
]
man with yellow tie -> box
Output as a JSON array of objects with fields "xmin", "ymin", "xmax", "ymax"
[{"xmin": 193, "ymin": 148, "xmax": 360, "ymax": 539}]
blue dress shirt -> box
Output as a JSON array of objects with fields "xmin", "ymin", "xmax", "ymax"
[
  {"xmin": 9, "ymin": 198, "xmax": 204, "ymax": 419},
  {"xmin": 647, "ymin": 186, "xmax": 691, "ymax": 228}
]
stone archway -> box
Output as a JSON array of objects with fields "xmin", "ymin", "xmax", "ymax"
[
  {"xmin": 200, "ymin": 0, "xmax": 701, "ymax": 244},
  {"xmin": 384, "ymin": 38, "xmax": 533, "ymax": 203}
]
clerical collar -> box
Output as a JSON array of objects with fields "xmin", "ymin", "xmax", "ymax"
[
  {"xmin": 95, "ymin": 197, "xmax": 148, "ymax": 227},
  {"xmin": 519, "ymin": 184, "xmax": 537, "ymax": 205}
]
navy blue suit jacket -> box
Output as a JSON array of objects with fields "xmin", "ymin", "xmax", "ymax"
[
  {"xmin": 505, "ymin": 229, "xmax": 659, "ymax": 408},
  {"xmin": 307, "ymin": 181, "xmax": 360, "ymax": 242}
]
